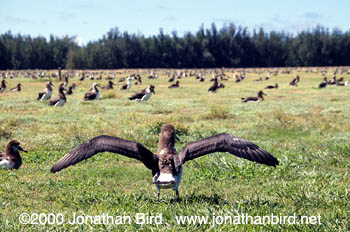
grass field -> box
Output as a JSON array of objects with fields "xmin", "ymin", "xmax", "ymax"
[{"xmin": 0, "ymin": 68, "xmax": 349, "ymax": 231}]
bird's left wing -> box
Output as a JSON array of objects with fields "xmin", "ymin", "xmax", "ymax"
[{"xmin": 177, "ymin": 133, "xmax": 279, "ymax": 167}]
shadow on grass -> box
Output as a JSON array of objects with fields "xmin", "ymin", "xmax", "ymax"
[
  {"xmin": 134, "ymin": 193, "xmax": 230, "ymax": 205},
  {"xmin": 178, "ymin": 194, "xmax": 230, "ymax": 205}
]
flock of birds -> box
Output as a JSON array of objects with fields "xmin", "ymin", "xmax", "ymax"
[
  {"xmin": 1, "ymin": 67, "xmax": 349, "ymax": 107},
  {"xmin": 0, "ymin": 67, "xmax": 349, "ymax": 200}
]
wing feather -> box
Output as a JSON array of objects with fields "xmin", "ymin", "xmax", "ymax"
[
  {"xmin": 51, "ymin": 135, "xmax": 158, "ymax": 173},
  {"xmin": 128, "ymin": 89, "xmax": 146, "ymax": 100},
  {"xmin": 49, "ymin": 97, "xmax": 60, "ymax": 105},
  {"xmin": 178, "ymin": 133, "xmax": 278, "ymax": 167},
  {"xmin": 84, "ymin": 91, "xmax": 96, "ymax": 100}
]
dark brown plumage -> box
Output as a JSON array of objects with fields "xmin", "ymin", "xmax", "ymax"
[
  {"xmin": 10, "ymin": 83, "xmax": 21, "ymax": 92},
  {"xmin": 66, "ymin": 86, "xmax": 74, "ymax": 95},
  {"xmin": 208, "ymin": 78, "xmax": 219, "ymax": 92},
  {"xmin": 102, "ymin": 81, "xmax": 115, "ymax": 90},
  {"xmin": 37, "ymin": 81, "xmax": 53, "ymax": 100},
  {"xmin": 0, "ymin": 140, "xmax": 27, "ymax": 169},
  {"xmin": 0, "ymin": 79, "xmax": 7, "ymax": 93},
  {"xmin": 319, "ymin": 80, "xmax": 328, "ymax": 88},
  {"xmin": 265, "ymin": 83, "xmax": 278, "ymax": 89},
  {"xmin": 241, "ymin": 91, "xmax": 266, "ymax": 102},
  {"xmin": 84, "ymin": 83, "xmax": 100, "ymax": 101},
  {"xmin": 177, "ymin": 133, "xmax": 278, "ymax": 167},
  {"xmin": 168, "ymin": 81, "xmax": 180, "ymax": 88},
  {"xmin": 168, "ymin": 76, "xmax": 175, "ymax": 82},
  {"xmin": 120, "ymin": 78, "xmax": 131, "ymax": 90},
  {"xmin": 49, "ymin": 85, "xmax": 66, "ymax": 106},
  {"xmin": 51, "ymin": 124, "xmax": 278, "ymax": 200},
  {"xmin": 128, "ymin": 85, "xmax": 155, "ymax": 101},
  {"xmin": 290, "ymin": 75, "xmax": 300, "ymax": 87}
]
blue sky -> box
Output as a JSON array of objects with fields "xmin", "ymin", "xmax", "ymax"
[{"xmin": 1, "ymin": 0, "xmax": 349, "ymax": 45}]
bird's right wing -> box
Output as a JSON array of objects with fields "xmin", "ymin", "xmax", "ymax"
[{"xmin": 51, "ymin": 135, "xmax": 158, "ymax": 173}]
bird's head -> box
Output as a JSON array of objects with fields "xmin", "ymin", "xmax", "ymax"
[{"xmin": 7, "ymin": 140, "xmax": 27, "ymax": 154}]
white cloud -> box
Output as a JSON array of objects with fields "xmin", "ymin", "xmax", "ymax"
[{"xmin": 74, "ymin": 35, "xmax": 84, "ymax": 46}]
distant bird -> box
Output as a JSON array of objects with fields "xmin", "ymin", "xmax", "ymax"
[
  {"xmin": 220, "ymin": 76, "xmax": 228, "ymax": 81},
  {"xmin": 120, "ymin": 77, "xmax": 131, "ymax": 90},
  {"xmin": 265, "ymin": 83, "xmax": 278, "ymax": 89},
  {"xmin": 102, "ymin": 81, "xmax": 115, "ymax": 90},
  {"xmin": 135, "ymin": 76, "xmax": 142, "ymax": 85},
  {"xmin": 208, "ymin": 78, "xmax": 225, "ymax": 93},
  {"xmin": 168, "ymin": 81, "xmax": 180, "ymax": 88},
  {"xmin": 241, "ymin": 91, "xmax": 266, "ymax": 102},
  {"xmin": 0, "ymin": 79, "xmax": 7, "ymax": 93},
  {"xmin": 50, "ymin": 124, "xmax": 279, "ymax": 201},
  {"xmin": 96, "ymin": 74, "xmax": 103, "ymax": 80},
  {"xmin": 49, "ymin": 84, "xmax": 66, "ymax": 106},
  {"xmin": 10, "ymin": 83, "xmax": 21, "ymax": 92},
  {"xmin": 128, "ymin": 85, "xmax": 155, "ymax": 102},
  {"xmin": 66, "ymin": 86, "xmax": 74, "ymax": 95},
  {"xmin": 328, "ymin": 76, "xmax": 337, "ymax": 85},
  {"xmin": 289, "ymin": 75, "xmax": 300, "ymax": 87},
  {"xmin": 66, "ymin": 83, "xmax": 76, "ymax": 95},
  {"xmin": 64, "ymin": 76, "xmax": 69, "ymax": 86},
  {"xmin": 218, "ymin": 83, "xmax": 225, "ymax": 89},
  {"xmin": 208, "ymin": 78, "xmax": 219, "ymax": 92},
  {"xmin": 79, "ymin": 73, "xmax": 85, "ymax": 81},
  {"xmin": 168, "ymin": 75, "xmax": 175, "ymax": 82},
  {"xmin": 254, "ymin": 77, "xmax": 263, "ymax": 82},
  {"xmin": 0, "ymin": 140, "xmax": 27, "ymax": 170},
  {"xmin": 336, "ymin": 80, "xmax": 349, "ymax": 87},
  {"xmin": 84, "ymin": 83, "xmax": 100, "ymax": 101},
  {"xmin": 319, "ymin": 80, "xmax": 328, "ymax": 88},
  {"xmin": 37, "ymin": 81, "xmax": 54, "ymax": 100},
  {"xmin": 118, "ymin": 77, "xmax": 126, "ymax": 82},
  {"xmin": 337, "ymin": 77, "xmax": 344, "ymax": 83}
]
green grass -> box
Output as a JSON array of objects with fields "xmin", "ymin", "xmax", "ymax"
[{"xmin": 0, "ymin": 68, "xmax": 349, "ymax": 231}]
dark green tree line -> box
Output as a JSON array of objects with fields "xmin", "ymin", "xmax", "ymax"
[{"xmin": 1, "ymin": 24, "xmax": 350, "ymax": 69}]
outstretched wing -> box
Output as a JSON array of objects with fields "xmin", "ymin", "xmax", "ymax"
[
  {"xmin": 51, "ymin": 135, "xmax": 158, "ymax": 173},
  {"xmin": 178, "ymin": 133, "xmax": 278, "ymax": 167}
]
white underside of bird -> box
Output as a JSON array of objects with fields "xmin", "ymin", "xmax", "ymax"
[
  {"xmin": 137, "ymin": 90, "xmax": 152, "ymax": 102},
  {"xmin": 54, "ymin": 99, "xmax": 65, "ymax": 106},
  {"xmin": 41, "ymin": 90, "xmax": 52, "ymax": 100},
  {"xmin": 0, "ymin": 159, "xmax": 13, "ymax": 169},
  {"xmin": 153, "ymin": 167, "xmax": 182, "ymax": 191}
]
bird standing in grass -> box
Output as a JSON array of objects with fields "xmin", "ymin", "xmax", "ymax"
[{"xmin": 51, "ymin": 124, "xmax": 279, "ymax": 201}]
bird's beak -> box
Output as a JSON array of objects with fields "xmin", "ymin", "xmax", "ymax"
[
  {"xmin": 18, "ymin": 146, "xmax": 27, "ymax": 153},
  {"xmin": 175, "ymin": 134, "xmax": 180, "ymax": 142}
]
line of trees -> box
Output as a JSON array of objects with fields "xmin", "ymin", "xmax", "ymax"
[{"xmin": 1, "ymin": 23, "xmax": 350, "ymax": 70}]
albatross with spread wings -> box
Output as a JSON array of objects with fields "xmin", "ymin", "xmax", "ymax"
[{"xmin": 51, "ymin": 124, "xmax": 279, "ymax": 200}]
